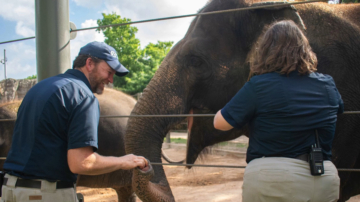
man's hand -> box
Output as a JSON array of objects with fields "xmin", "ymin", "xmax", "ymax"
[{"xmin": 119, "ymin": 154, "xmax": 149, "ymax": 170}]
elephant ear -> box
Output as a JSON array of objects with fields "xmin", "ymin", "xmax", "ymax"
[{"xmin": 250, "ymin": 2, "xmax": 306, "ymax": 30}]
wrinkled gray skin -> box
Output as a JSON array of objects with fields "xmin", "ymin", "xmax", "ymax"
[
  {"xmin": 125, "ymin": 1, "xmax": 360, "ymax": 202},
  {"xmin": 0, "ymin": 88, "xmax": 137, "ymax": 202},
  {"xmin": 0, "ymin": 103, "xmax": 17, "ymax": 171}
]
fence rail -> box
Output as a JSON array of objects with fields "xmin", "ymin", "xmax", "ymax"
[
  {"xmin": 0, "ymin": 0, "xmax": 324, "ymax": 45},
  {"xmin": 0, "ymin": 111, "xmax": 358, "ymax": 122},
  {"xmin": 0, "ymin": 156, "xmax": 359, "ymax": 172}
]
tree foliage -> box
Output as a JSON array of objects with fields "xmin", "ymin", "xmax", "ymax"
[
  {"xmin": 97, "ymin": 13, "xmax": 173, "ymax": 95},
  {"xmin": 26, "ymin": 75, "xmax": 37, "ymax": 80}
]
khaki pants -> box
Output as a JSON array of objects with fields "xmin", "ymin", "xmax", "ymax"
[
  {"xmin": 1, "ymin": 174, "xmax": 79, "ymax": 202},
  {"xmin": 243, "ymin": 157, "xmax": 340, "ymax": 202}
]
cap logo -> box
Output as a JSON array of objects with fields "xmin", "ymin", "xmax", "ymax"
[{"xmin": 110, "ymin": 51, "xmax": 118, "ymax": 59}]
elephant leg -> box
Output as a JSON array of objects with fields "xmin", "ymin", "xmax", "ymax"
[{"xmin": 115, "ymin": 186, "xmax": 136, "ymax": 202}]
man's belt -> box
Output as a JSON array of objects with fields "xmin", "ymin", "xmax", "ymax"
[
  {"xmin": 3, "ymin": 178, "xmax": 74, "ymax": 189},
  {"xmin": 295, "ymin": 153, "xmax": 309, "ymax": 162}
]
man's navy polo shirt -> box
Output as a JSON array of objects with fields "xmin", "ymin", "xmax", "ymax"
[
  {"xmin": 221, "ymin": 71, "xmax": 344, "ymax": 163},
  {"xmin": 4, "ymin": 69, "xmax": 99, "ymax": 183}
]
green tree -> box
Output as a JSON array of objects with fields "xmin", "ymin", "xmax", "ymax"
[
  {"xmin": 97, "ymin": 13, "xmax": 173, "ymax": 95},
  {"xmin": 26, "ymin": 75, "xmax": 37, "ymax": 80},
  {"xmin": 123, "ymin": 41, "xmax": 173, "ymax": 94}
]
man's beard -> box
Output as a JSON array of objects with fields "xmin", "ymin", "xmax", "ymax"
[{"xmin": 89, "ymin": 66, "xmax": 105, "ymax": 94}]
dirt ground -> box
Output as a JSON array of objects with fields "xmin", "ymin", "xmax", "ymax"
[
  {"xmin": 77, "ymin": 146, "xmax": 360, "ymax": 202},
  {"xmin": 78, "ymin": 146, "xmax": 245, "ymax": 202}
]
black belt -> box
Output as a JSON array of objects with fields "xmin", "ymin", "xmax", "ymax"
[
  {"xmin": 264, "ymin": 153, "xmax": 309, "ymax": 162},
  {"xmin": 3, "ymin": 178, "xmax": 74, "ymax": 189},
  {"xmin": 295, "ymin": 153, "xmax": 309, "ymax": 162}
]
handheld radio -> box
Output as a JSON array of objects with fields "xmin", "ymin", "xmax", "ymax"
[
  {"xmin": 0, "ymin": 171, "xmax": 4, "ymax": 197},
  {"xmin": 309, "ymin": 130, "xmax": 324, "ymax": 176}
]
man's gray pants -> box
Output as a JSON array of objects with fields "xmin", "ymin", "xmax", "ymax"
[{"xmin": 1, "ymin": 174, "xmax": 79, "ymax": 202}]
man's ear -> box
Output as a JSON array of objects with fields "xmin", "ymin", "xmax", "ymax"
[{"xmin": 85, "ymin": 57, "xmax": 95, "ymax": 73}]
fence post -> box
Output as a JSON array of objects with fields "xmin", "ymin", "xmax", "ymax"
[{"xmin": 165, "ymin": 131, "xmax": 171, "ymax": 149}]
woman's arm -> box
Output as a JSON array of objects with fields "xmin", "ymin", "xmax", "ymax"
[{"xmin": 213, "ymin": 110, "xmax": 234, "ymax": 131}]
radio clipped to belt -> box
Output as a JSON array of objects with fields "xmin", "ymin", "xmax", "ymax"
[
  {"xmin": 309, "ymin": 130, "xmax": 324, "ymax": 176},
  {"xmin": 0, "ymin": 171, "xmax": 4, "ymax": 197}
]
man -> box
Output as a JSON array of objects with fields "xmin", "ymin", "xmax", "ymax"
[{"xmin": 1, "ymin": 41, "xmax": 148, "ymax": 201}]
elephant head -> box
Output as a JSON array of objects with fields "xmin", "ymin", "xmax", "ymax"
[{"xmin": 125, "ymin": 1, "xmax": 311, "ymax": 201}]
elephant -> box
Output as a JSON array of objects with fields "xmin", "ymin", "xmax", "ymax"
[
  {"xmin": 125, "ymin": 1, "xmax": 360, "ymax": 202},
  {"xmin": 0, "ymin": 88, "xmax": 137, "ymax": 202}
]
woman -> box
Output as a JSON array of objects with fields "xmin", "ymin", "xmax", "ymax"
[{"xmin": 213, "ymin": 20, "xmax": 343, "ymax": 202}]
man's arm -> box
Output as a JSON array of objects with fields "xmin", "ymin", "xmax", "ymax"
[
  {"xmin": 67, "ymin": 147, "xmax": 149, "ymax": 175},
  {"xmin": 213, "ymin": 110, "xmax": 234, "ymax": 131}
]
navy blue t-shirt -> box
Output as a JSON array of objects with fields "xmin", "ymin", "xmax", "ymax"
[
  {"xmin": 221, "ymin": 71, "xmax": 344, "ymax": 163},
  {"xmin": 4, "ymin": 69, "xmax": 99, "ymax": 182}
]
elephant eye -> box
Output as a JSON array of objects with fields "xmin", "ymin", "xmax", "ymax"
[{"xmin": 189, "ymin": 56, "xmax": 203, "ymax": 67}]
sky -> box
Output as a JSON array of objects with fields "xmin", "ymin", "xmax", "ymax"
[{"xmin": 0, "ymin": 0, "xmax": 210, "ymax": 80}]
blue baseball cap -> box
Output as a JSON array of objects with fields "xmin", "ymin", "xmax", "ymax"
[{"xmin": 78, "ymin": 41, "xmax": 129, "ymax": 77}]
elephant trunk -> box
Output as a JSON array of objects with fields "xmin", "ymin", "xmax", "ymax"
[
  {"xmin": 125, "ymin": 63, "xmax": 186, "ymax": 202},
  {"xmin": 132, "ymin": 164, "xmax": 175, "ymax": 202}
]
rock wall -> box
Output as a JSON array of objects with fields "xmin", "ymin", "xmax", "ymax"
[
  {"xmin": 0, "ymin": 79, "xmax": 37, "ymax": 103},
  {"xmin": 0, "ymin": 78, "xmax": 122, "ymax": 104}
]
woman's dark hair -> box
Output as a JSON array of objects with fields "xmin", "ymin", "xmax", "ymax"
[
  {"xmin": 248, "ymin": 20, "xmax": 317, "ymax": 79},
  {"xmin": 72, "ymin": 54, "xmax": 101, "ymax": 69}
]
